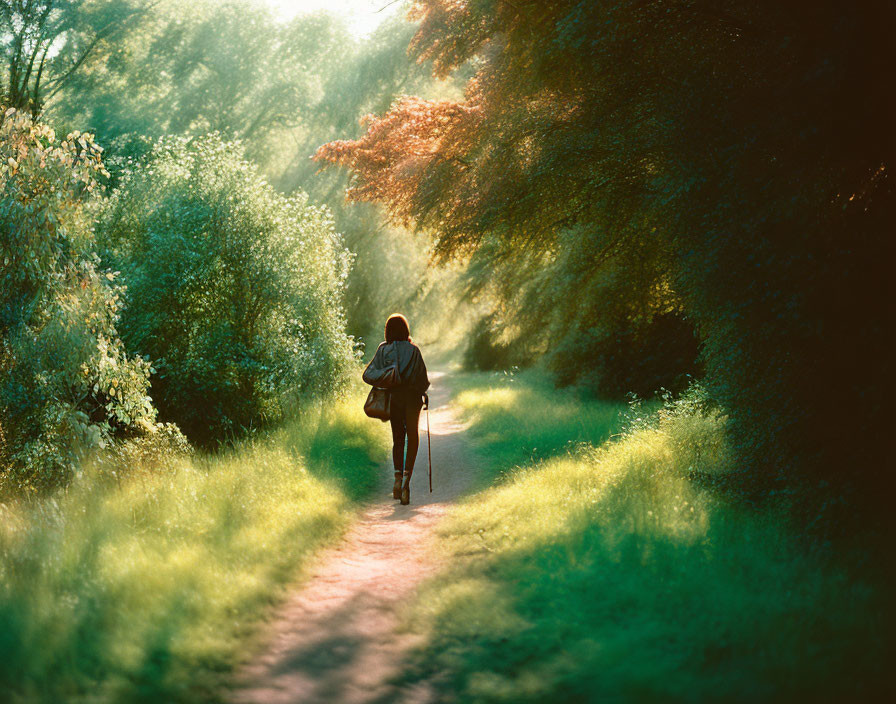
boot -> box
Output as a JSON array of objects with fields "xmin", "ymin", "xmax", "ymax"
[
  {"xmin": 393, "ymin": 472, "xmax": 403, "ymax": 500},
  {"xmin": 400, "ymin": 476, "xmax": 411, "ymax": 505}
]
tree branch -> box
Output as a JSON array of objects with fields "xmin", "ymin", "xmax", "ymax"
[{"xmin": 44, "ymin": 2, "xmax": 161, "ymax": 101}]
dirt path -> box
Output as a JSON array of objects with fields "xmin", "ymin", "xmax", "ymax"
[{"xmin": 230, "ymin": 371, "xmax": 473, "ymax": 704}]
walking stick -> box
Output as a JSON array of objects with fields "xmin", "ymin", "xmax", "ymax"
[{"xmin": 425, "ymin": 394, "xmax": 432, "ymax": 492}]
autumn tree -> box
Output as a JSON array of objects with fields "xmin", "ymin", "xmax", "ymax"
[
  {"xmin": 317, "ymin": 0, "xmax": 895, "ymax": 516},
  {"xmin": 317, "ymin": 1, "xmax": 698, "ymax": 391},
  {"xmin": 282, "ymin": 15, "xmax": 464, "ymax": 343}
]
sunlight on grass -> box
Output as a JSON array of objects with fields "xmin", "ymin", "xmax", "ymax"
[
  {"xmin": 403, "ymin": 373, "xmax": 890, "ymax": 702},
  {"xmin": 448, "ymin": 371, "xmax": 626, "ymax": 483},
  {"xmin": 0, "ymin": 387, "xmax": 387, "ymax": 703}
]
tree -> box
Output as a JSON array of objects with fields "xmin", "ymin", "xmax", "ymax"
[
  {"xmin": 0, "ymin": 0, "xmax": 149, "ymax": 114},
  {"xmin": 50, "ymin": 1, "xmax": 353, "ymax": 161},
  {"xmin": 316, "ymin": 2, "xmax": 698, "ymax": 391},
  {"xmin": 316, "ymin": 1, "xmax": 895, "ymax": 515}
]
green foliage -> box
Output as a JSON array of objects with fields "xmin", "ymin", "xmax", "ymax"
[
  {"xmin": 456, "ymin": 184, "xmax": 702, "ymax": 394},
  {"xmin": 463, "ymin": 259, "xmax": 700, "ymax": 398},
  {"xmin": 0, "ymin": 108, "xmax": 157, "ymax": 492},
  {"xmin": 97, "ymin": 134, "xmax": 356, "ymax": 444},
  {"xmin": 51, "ymin": 1, "xmax": 350, "ymax": 151},
  {"xmin": 99, "ymin": 422, "xmax": 193, "ymax": 478},
  {"xmin": 549, "ymin": 311, "xmax": 700, "ymax": 398},
  {"xmin": 462, "ymin": 314, "xmax": 520, "ymax": 373},
  {"xmin": 319, "ymin": 0, "xmax": 895, "ymax": 516},
  {"xmin": 401, "ymin": 373, "xmax": 892, "ymax": 701},
  {"xmin": 0, "ymin": 0, "xmax": 148, "ymax": 113},
  {"xmin": 0, "ymin": 386, "xmax": 386, "ymax": 703},
  {"xmin": 640, "ymin": 5, "xmax": 894, "ymax": 515}
]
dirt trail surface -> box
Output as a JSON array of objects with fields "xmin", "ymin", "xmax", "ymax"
[{"xmin": 230, "ymin": 371, "xmax": 473, "ymax": 704}]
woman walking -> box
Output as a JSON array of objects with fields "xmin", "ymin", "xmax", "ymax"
[{"xmin": 363, "ymin": 314, "xmax": 430, "ymax": 505}]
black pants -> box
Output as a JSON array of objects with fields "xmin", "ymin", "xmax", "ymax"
[{"xmin": 390, "ymin": 391, "xmax": 423, "ymax": 478}]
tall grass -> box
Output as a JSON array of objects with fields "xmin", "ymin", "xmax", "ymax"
[
  {"xmin": 402, "ymin": 373, "xmax": 892, "ymax": 702},
  {"xmin": 447, "ymin": 370, "xmax": 626, "ymax": 484},
  {"xmin": 0, "ymin": 390, "xmax": 387, "ymax": 703}
]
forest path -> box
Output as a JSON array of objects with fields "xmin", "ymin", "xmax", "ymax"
[{"xmin": 230, "ymin": 371, "xmax": 474, "ymax": 704}]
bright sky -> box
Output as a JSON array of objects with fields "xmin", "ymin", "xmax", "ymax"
[{"xmin": 267, "ymin": 0, "xmax": 404, "ymax": 37}]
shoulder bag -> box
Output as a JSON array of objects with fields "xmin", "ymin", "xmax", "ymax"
[{"xmin": 363, "ymin": 341, "xmax": 402, "ymax": 421}]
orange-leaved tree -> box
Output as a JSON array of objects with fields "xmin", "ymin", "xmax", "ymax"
[{"xmin": 315, "ymin": 0, "xmax": 700, "ymax": 394}]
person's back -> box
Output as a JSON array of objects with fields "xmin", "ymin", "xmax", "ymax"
[
  {"xmin": 364, "ymin": 314, "xmax": 429, "ymax": 505},
  {"xmin": 370, "ymin": 338, "xmax": 428, "ymax": 403}
]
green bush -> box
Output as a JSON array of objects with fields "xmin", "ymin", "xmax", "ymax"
[
  {"xmin": 0, "ymin": 109, "xmax": 158, "ymax": 493},
  {"xmin": 461, "ymin": 239, "xmax": 701, "ymax": 398},
  {"xmin": 549, "ymin": 311, "xmax": 700, "ymax": 398},
  {"xmin": 97, "ymin": 134, "xmax": 357, "ymax": 445}
]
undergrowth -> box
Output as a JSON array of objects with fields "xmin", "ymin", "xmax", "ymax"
[
  {"xmin": 0, "ymin": 386, "xmax": 386, "ymax": 703},
  {"xmin": 402, "ymin": 372, "xmax": 892, "ymax": 702}
]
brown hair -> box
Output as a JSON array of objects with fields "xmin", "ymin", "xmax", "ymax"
[{"xmin": 384, "ymin": 313, "xmax": 411, "ymax": 342}]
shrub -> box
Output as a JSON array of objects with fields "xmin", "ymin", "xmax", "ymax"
[
  {"xmin": 97, "ymin": 134, "xmax": 357, "ymax": 445},
  {"xmin": 0, "ymin": 108, "xmax": 157, "ymax": 493},
  {"xmin": 98, "ymin": 423, "xmax": 193, "ymax": 480}
]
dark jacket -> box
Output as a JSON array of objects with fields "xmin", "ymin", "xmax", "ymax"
[{"xmin": 363, "ymin": 340, "xmax": 430, "ymax": 400}]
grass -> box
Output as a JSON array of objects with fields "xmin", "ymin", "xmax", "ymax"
[
  {"xmin": 445, "ymin": 370, "xmax": 627, "ymax": 484},
  {"xmin": 400, "ymin": 372, "xmax": 893, "ymax": 702},
  {"xmin": 0, "ymin": 384, "xmax": 388, "ymax": 703}
]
